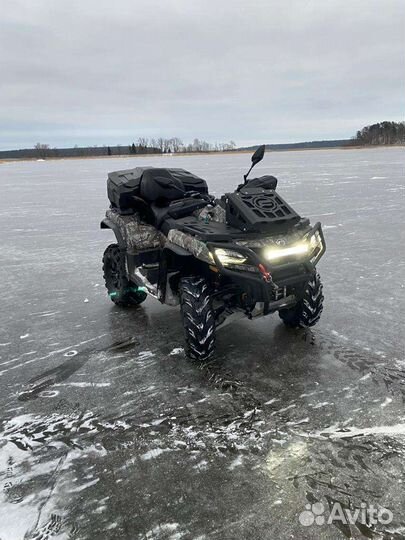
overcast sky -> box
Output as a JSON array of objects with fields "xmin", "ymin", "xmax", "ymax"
[{"xmin": 1, "ymin": 0, "xmax": 404, "ymax": 150}]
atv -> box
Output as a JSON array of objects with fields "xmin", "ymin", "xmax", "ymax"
[{"xmin": 101, "ymin": 145, "xmax": 325, "ymax": 360}]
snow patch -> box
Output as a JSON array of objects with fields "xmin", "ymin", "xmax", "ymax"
[
  {"xmin": 68, "ymin": 477, "xmax": 100, "ymax": 493},
  {"xmin": 228, "ymin": 456, "xmax": 243, "ymax": 470},
  {"xmin": 271, "ymin": 404, "xmax": 296, "ymax": 416},
  {"xmin": 138, "ymin": 350, "xmax": 155, "ymax": 360},
  {"xmin": 311, "ymin": 402, "xmax": 330, "ymax": 409},
  {"xmin": 57, "ymin": 382, "xmax": 110, "ymax": 388},
  {"xmin": 194, "ymin": 460, "xmax": 208, "ymax": 470},
  {"xmin": 381, "ymin": 397, "xmax": 393, "ymax": 408},
  {"xmin": 286, "ymin": 417, "xmax": 309, "ymax": 426},
  {"xmin": 64, "ymin": 349, "xmax": 78, "ymax": 357},
  {"xmin": 145, "ymin": 523, "xmax": 179, "ymax": 539},
  {"xmin": 311, "ymin": 423, "xmax": 405, "ymax": 439},
  {"xmin": 169, "ymin": 347, "xmax": 184, "ymax": 356},
  {"xmin": 264, "ymin": 397, "xmax": 280, "ymax": 405},
  {"xmin": 141, "ymin": 448, "xmax": 171, "ymax": 460},
  {"xmin": 38, "ymin": 390, "xmax": 59, "ymax": 398}
]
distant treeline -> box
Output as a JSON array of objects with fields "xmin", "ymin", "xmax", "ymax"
[
  {"xmin": 235, "ymin": 121, "xmax": 405, "ymax": 153},
  {"xmin": 0, "ymin": 138, "xmax": 237, "ymax": 160},
  {"xmin": 352, "ymin": 121, "xmax": 405, "ymax": 146},
  {"xmin": 0, "ymin": 122, "xmax": 403, "ymax": 160},
  {"xmin": 0, "ymin": 138, "xmax": 351, "ymax": 159},
  {"xmin": 239, "ymin": 139, "xmax": 350, "ymax": 152}
]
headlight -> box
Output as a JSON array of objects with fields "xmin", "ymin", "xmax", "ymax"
[
  {"xmin": 264, "ymin": 242, "xmax": 309, "ymax": 261},
  {"xmin": 214, "ymin": 248, "xmax": 247, "ymax": 265}
]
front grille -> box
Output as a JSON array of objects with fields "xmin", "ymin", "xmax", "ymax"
[{"xmin": 271, "ymin": 263, "xmax": 309, "ymax": 285}]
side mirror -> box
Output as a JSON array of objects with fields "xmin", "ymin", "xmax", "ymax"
[
  {"xmin": 251, "ymin": 144, "xmax": 265, "ymax": 165},
  {"xmin": 243, "ymin": 144, "xmax": 266, "ymax": 184}
]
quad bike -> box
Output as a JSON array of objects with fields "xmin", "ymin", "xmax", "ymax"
[{"xmin": 101, "ymin": 145, "xmax": 325, "ymax": 360}]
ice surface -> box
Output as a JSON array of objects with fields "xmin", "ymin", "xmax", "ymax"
[{"xmin": 0, "ymin": 147, "xmax": 404, "ymax": 539}]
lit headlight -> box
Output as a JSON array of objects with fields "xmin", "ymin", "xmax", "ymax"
[
  {"xmin": 264, "ymin": 242, "xmax": 309, "ymax": 261},
  {"xmin": 214, "ymin": 248, "xmax": 247, "ymax": 265}
]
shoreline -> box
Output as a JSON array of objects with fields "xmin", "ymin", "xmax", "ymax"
[{"xmin": 0, "ymin": 144, "xmax": 403, "ymax": 164}]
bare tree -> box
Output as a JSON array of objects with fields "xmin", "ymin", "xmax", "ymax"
[
  {"xmin": 34, "ymin": 142, "xmax": 50, "ymax": 159},
  {"xmin": 137, "ymin": 138, "xmax": 149, "ymax": 152},
  {"xmin": 200, "ymin": 140, "xmax": 210, "ymax": 152},
  {"xmin": 170, "ymin": 137, "xmax": 183, "ymax": 153},
  {"xmin": 157, "ymin": 138, "xmax": 165, "ymax": 153},
  {"xmin": 192, "ymin": 138, "xmax": 201, "ymax": 152}
]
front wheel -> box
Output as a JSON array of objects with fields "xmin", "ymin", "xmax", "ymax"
[
  {"xmin": 179, "ymin": 276, "xmax": 216, "ymax": 361},
  {"xmin": 102, "ymin": 244, "xmax": 147, "ymax": 307},
  {"xmin": 279, "ymin": 271, "xmax": 324, "ymax": 328}
]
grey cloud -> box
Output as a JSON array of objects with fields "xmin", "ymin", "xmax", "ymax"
[{"xmin": 0, "ymin": 0, "xmax": 404, "ymax": 149}]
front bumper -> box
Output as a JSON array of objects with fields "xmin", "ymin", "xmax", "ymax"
[{"xmin": 208, "ymin": 222, "xmax": 325, "ymax": 304}]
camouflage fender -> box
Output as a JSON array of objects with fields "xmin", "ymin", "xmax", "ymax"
[
  {"xmin": 105, "ymin": 209, "xmax": 165, "ymax": 251},
  {"xmin": 195, "ymin": 203, "xmax": 226, "ymax": 224},
  {"xmin": 167, "ymin": 229, "xmax": 212, "ymax": 264}
]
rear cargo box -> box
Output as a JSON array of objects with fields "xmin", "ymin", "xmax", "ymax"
[
  {"xmin": 107, "ymin": 167, "xmax": 208, "ymax": 213},
  {"xmin": 166, "ymin": 168, "xmax": 208, "ymax": 195},
  {"xmin": 107, "ymin": 167, "xmax": 147, "ymax": 212}
]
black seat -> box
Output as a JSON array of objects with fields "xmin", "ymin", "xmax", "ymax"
[
  {"xmin": 151, "ymin": 198, "xmax": 208, "ymax": 229},
  {"xmin": 140, "ymin": 169, "xmax": 185, "ymax": 204},
  {"xmin": 140, "ymin": 168, "xmax": 209, "ymax": 205}
]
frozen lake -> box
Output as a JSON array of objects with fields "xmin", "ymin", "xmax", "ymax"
[{"xmin": 0, "ymin": 147, "xmax": 404, "ymax": 539}]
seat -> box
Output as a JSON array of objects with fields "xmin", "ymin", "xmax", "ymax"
[
  {"xmin": 140, "ymin": 169, "xmax": 185, "ymax": 204},
  {"xmin": 151, "ymin": 198, "xmax": 208, "ymax": 229},
  {"xmin": 140, "ymin": 168, "xmax": 209, "ymax": 205}
]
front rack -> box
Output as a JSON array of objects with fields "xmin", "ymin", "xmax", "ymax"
[{"xmin": 225, "ymin": 187, "xmax": 300, "ymax": 232}]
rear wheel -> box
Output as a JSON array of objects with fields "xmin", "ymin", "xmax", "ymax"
[
  {"xmin": 179, "ymin": 276, "xmax": 216, "ymax": 361},
  {"xmin": 102, "ymin": 244, "xmax": 147, "ymax": 307},
  {"xmin": 279, "ymin": 271, "xmax": 324, "ymax": 328}
]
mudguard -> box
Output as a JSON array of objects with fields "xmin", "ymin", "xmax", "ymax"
[
  {"xmin": 159, "ymin": 242, "xmax": 194, "ymax": 306},
  {"xmin": 163, "ymin": 241, "xmax": 193, "ymax": 258},
  {"xmin": 100, "ymin": 218, "xmax": 125, "ymax": 247}
]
